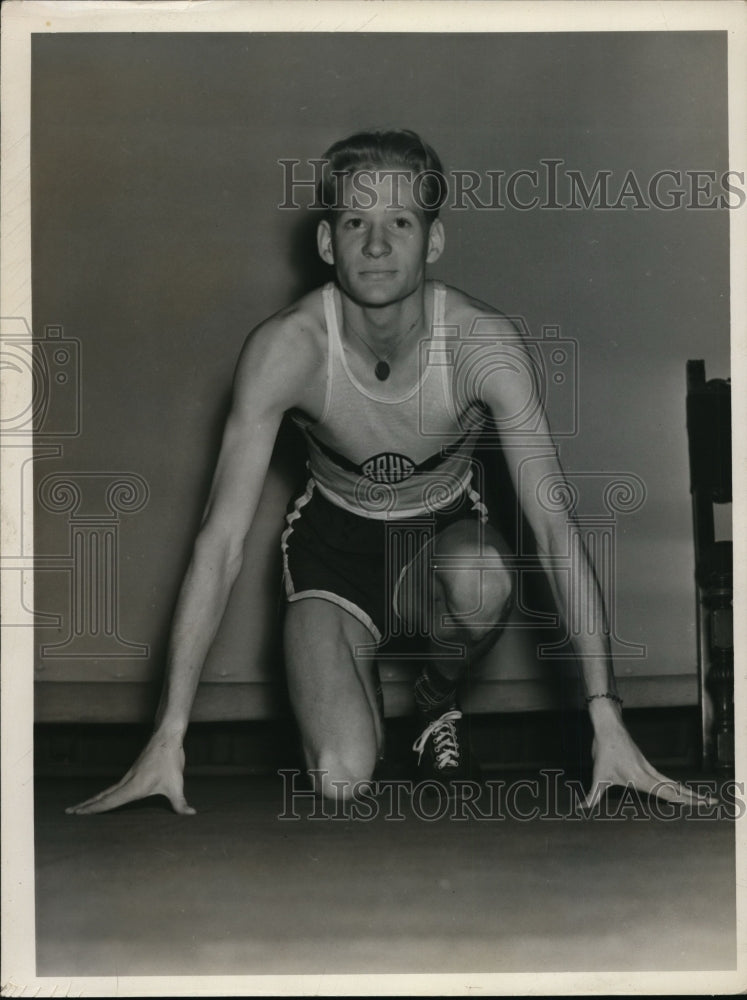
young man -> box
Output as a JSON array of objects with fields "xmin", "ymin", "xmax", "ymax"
[{"xmin": 69, "ymin": 129, "xmax": 708, "ymax": 813}]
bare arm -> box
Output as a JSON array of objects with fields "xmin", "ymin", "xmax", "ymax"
[
  {"xmin": 468, "ymin": 319, "xmax": 714, "ymax": 807},
  {"xmin": 68, "ymin": 314, "xmax": 315, "ymax": 814},
  {"xmin": 152, "ymin": 338, "xmax": 288, "ymax": 742}
]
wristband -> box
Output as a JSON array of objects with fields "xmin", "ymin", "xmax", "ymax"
[{"xmin": 585, "ymin": 692, "xmax": 623, "ymax": 707}]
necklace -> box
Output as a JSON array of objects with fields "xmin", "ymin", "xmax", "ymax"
[
  {"xmin": 349, "ymin": 322, "xmax": 417, "ymax": 382},
  {"xmin": 353, "ymin": 333, "xmax": 393, "ymax": 381}
]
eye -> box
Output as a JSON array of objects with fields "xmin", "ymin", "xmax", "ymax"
[
  {"xmin": 344, "ymin": 217, "xmax": 364, "ymax": 230},
  {"xmin": 393, "ymin": 217, "xmax": 412, "ymax": 229}
]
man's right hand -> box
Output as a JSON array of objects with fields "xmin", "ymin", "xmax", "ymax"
[{"xmin": 65, "ymin": 733, "xmax": 196, "ymax": 815}]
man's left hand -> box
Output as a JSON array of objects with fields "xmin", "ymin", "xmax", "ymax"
[{"xmin": 583, "ymin": 724, "xmax": 719, "ymax": 811}]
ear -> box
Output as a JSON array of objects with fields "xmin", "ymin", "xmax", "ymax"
[
  {"xmin": 425, "ymin": 219, "xmax": 445, "ymax": 264},
  {"xmin": 317, "ymin": 219, "xmax": 335, "ymax": 266}
]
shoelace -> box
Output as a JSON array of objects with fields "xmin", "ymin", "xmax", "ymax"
[{"xmin": 412, "ymin": 709, "xmax": 463, "ymax": 769}]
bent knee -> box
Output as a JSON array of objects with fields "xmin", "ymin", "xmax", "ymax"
[{"xmin": 435, "ymin": 542, "xmax": 514, "ymax": 632}]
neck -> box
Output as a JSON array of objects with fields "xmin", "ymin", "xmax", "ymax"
[{"xmin": 338, "ymin": 283, "xmax": 429, "ymax": 350}]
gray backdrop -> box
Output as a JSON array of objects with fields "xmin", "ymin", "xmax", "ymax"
[{"xmin": 31, "ymin": 31, "xmax": 730, "ymax": 721}]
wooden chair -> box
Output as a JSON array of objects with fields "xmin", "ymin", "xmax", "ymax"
[{"xmin": 685, "ymin": 360, "xmax": 733, "ymax": 769}]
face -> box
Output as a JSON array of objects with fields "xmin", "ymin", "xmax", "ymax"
[{"xmin": 316, "ymin": 170, "xmax": 445, "ymax": 308}]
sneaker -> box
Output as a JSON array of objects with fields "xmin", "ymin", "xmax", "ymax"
[{"xmin": 412, "ymin": 709, "xmax": 482, "ymax": 789}]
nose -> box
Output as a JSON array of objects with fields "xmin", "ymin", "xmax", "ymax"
[{"xmin": 363, "ymin": 223, "xmax": 391, "ymax": 258}]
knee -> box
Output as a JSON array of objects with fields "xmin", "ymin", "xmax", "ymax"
[
  {"xmin": 307, "ymin": 747, "xmax": 375, "ymax": 802},
  {"xmin": 435, "ymin": 542, "xmax": 514, "ymax": 642},
  {"xmin": 483, "ymin": 544, "xmax": 515, "ymax": 619},
  {"xmin": 470, "ymin": 541, "xmax": 514, "ymax": 616}
]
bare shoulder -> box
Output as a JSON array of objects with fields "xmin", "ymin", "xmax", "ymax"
[
  {"xmin": 441, "ymin": 283, "xmax": 540, "ymax": 413},
  {"xmin": 441, "ymin": 283, "xmax": 522, "ymax": 340},
  {"xmin": 233, "ymin": 286, "xmax": 328, "ymax": 413}
]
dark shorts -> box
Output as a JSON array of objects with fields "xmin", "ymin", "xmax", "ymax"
[{"xmin": 281, "ymin": 480, "xmax": 488, "ymax": 644}]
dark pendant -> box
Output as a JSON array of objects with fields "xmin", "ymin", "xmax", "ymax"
[{"xmin": 375, "ymin": 361, "xmax": 390, "ymax": 381}]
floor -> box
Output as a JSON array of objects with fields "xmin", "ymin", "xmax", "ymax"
[{"xmin": 35, "ymin": 770, "xmax": 736, "ymax": 978}]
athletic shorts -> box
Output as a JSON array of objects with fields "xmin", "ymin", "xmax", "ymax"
[{"xmin": 281, "ymin": 479, "xmax": 489, "ymax": 645}]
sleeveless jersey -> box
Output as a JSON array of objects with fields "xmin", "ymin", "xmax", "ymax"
[{"xmin": 291, "ymin": 281, "xmax": 487, "ymax": 519}]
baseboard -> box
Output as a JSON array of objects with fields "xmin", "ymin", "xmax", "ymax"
[
  {"xmin": 35, "ymin": 705, "xmax": 702, "ymax": 777},
  {"xmin": 34, "ymin": 672, "xmax": 698, "ymax": 723}
]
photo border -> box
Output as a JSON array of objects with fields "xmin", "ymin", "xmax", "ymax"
[{"xmin": 2, "ymin": 1, "xmax": 745, "ymax": 995}]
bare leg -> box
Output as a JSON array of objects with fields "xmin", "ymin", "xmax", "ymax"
[
  {"xmin": 396, "ymin": 519, "xmax": 514, "ymax": 780},
  {"xmin": 283, "ymin": 597, "xmax": 383, "ymax": 801},
  {"xmin": 398, "ymin": 518, "xmax": 515, "ymax": 679}
]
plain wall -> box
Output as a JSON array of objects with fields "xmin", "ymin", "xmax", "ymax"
[{"xmin": 31, "ymin": 31, "xmax": 730, "ymax": 719}]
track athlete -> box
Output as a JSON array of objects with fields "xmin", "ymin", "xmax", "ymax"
[{"xmin": 68, "ymin": 130, "xmax": 712, "ymax": 814}]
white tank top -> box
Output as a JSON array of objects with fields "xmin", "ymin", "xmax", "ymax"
[{"xmin": 292, "ymin": 281, "xmax": 487, "ymax": 519}]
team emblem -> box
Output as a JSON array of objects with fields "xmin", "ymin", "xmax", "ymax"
[{"xmin": 361, "ymin": 452, "xmax": 416, "ymax": 484}]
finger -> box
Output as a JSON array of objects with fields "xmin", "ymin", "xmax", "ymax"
[
  {"xmin": 65, "ymin": 778, "xmax": 130, "ymax": 814},
  {"xmin": 170, "ymin": 793, "xmax": 197, "ymax": 816},
  {"xmin": 623, "ymin": 769, "xmax": 702, "ymax": 806},
  {"xmin": 692, "ymin": 787, "xmax": 720, "ymax": 806},
  {"xmin": 69, "ymin": 778, "xmax": 195, "ymax": 816},
  {"xmin": 632, "ymin": 761, "xmax": 718, "ymax": 806},
  {"xmin": 642, "ymin": 778, "xmax": 683, "ymax": 803},
  {"xmin": 581, "ymin": 779, "xmax": 610, "ymax": 812},
  {"xmin": 164, "ymin": 776, "xmax": 196, "ymax": 816},
  {"xmin": 67, "ymin": 779, "xmax": 147, "ymax": 815},
  {"xmin": 648, "ymin": 777, "xmax": 718, "ymax": 806},
  {"xmin": 68, "ymin": 791, "xmax": 133, "ymax": 815}
]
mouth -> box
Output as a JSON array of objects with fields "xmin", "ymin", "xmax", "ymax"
[{"xmin": 359, "ymin": 270, "xmax": 397, "ymax": 278}]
